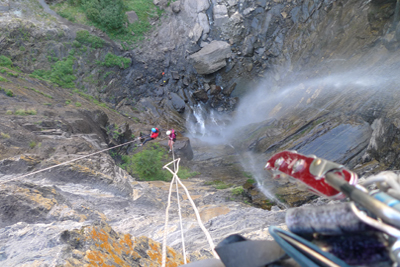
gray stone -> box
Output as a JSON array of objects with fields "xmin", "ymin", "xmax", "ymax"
[
  {"xmin": 189, "ymin": 23, "xmax": 203, "ymax": 43},
  {"xmin": 153, "ymin": 0, "xmax": 168, "ymax": 7},
  {"xmin": 171, "ymin": 71, "xmax": 180, "ymax": 80},
  {"xmin": 209, "ymin": 85, "xmax": 221, "ymax": 95},
  {"xmin": 219, "ymin": 11, "xmax": 244, "ymax": 43},
  {"xmin": 222, "ymin": 83, "xmax": 236, "ymax": 96},
  {"xmin": 171, "ymin": 1, "xmax": 181, "ymax": 13},
  {"xmin": 198, "ymin": 12, "xmax": 210, "ymax": 34},
  {"xmin": 188, "ymin": 41, "xmax": 232, "ymax": 75},
  {"xmin": 126, "ymin": 11, "xmax": 138, "ymax": 24},
  {"xmin": 193, "ymin": 89, "xmax": 209, "ymax": 103},
  {"xmin": 185, "ymin": 0, "xmax": 209, "ymax": 13},
  {"xmin": 242, "ymin": 35, "xmax": 256, "ymax": 56},
  {"xmin": 174, "ymin": 137, "xmax": 194, "ymax": 160},
  {"xmin": 213, "ymin": 4, "xmax": 229, "ymax": 27},
  {"xmin": 170, "ymin": 92, "xmax": 186, "ymax": 113}
]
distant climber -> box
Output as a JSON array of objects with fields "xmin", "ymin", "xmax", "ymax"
[
  {"xmin": 166, "ymin": 129, "xmax": 176, "ymax": 153},
  {"xmin": 140, "ymin": 128, "xmax": 159, "ymax": 146}
]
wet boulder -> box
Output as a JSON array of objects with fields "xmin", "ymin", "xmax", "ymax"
[
  {"xmin": 193, "ymin": 89, "xmax": 209, "ymax": 103},
  {"xmin": 170, "ymin": 92, "xmax": 186, "ymax": 113},
  {"xmin": 173, "ymin": 137, "xmax": 194, "ymax": 161},
  {"xmin": 188, "ymin": 41, "xmax": 232, "ymax": 75}
]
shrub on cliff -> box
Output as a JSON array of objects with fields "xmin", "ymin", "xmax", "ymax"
[
  {"xmin": 76, "ymin": 30, "xmax": 105, "ymax": 48},
  {"xmin": 97, "ymin": 53, "xmax": 131, "ymax": 69},
  {"xmin": 82, "ymin": 0, "xmax": 127, "ymax": 31},
  {"xmin": 0, "ymin": 56, "xmax": 12, "ymax": 68},
  {"xmin": 121, "ymin": 143, "xmax": 170, "ymax": 181}
]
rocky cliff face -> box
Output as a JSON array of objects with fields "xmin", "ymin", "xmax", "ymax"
[{"xmin": 2, "ymin": 0, "xmax": 400, "ymax": 266}]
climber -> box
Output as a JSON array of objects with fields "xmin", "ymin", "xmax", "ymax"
[
  {"xmin": 140, "ymin": 128, "xmax": 159, "ymax": 146},
  {"xmin": 166, "ymin": 129, "xmax": 176, "ymax": 153}
]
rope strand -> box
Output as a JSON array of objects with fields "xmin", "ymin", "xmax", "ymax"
[{"xmin": 1, "ymin": 138, "xmax": 141, "ymax": 184}]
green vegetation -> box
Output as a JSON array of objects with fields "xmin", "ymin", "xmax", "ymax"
[
  {"xmin": 75, "ymin": 101, "xmax": 82, "ymax": 107},
  {"xmin": 0, "ymin": 87, "xmax": 13, "ymax": 97},
  {"xmin": 0, "ymin": 69, "xmax": 6, "ymax": 73},
  {"xmin": 52, "ymin": 0, "xmax": 164, "ymax": 47},
  {"xmin": 29, "ymin": 141, "xmax": 36, "ymax": 149},
  {"xmin": 246, "ymin": 178, "xmax": 256, "ymax": 185},
  {"xmin": 7, "ymin": 72, "xmax": 19, "ymax": 78},
  {"xmin": 27, "ymin": 87, "xmax": 53, "ymax": 99},
  {"xmin": 0, "ymin": 55, "xmax": 12, "ymax": 68},
  {"xmin": 176, "ymin": 168, "xmax": 200, "ymax": 180},
  {"xmin": 6, "ymin": 110, "xmax": 12, "ymax": 115},
  {"xmin": 97, "ymin": 53, "xmax": 131, "ymax": 69},
  {"xmin": 204, "ymin": 180, "xmax": 232, "ymax": 190},
  {"xmin": 19, "ymin": 46, "xmax": 26, "ymax": 51},
  {"xmin": 231, "ymin": 186, "xmax": 244, "ymax": 196},
  {"xmin": 30, "ymin": 55, "xmax": 77, "ymax": 88},
  {"xmin": 65, "ymin": 99, "xmax": 71, "ymax": 105},
  {"xmin": 75, "ymin": 30, "xmax": 105, "ymax": 48},
  {"xmin": 0, "ymin": 76, "xmax": 10, "ymax": 82},
  {"xmin": 120, "ymin": 143, "xmax": 170, "ymax": 181},
  {"xmin": 243, "ymin": 171, "xmax": 253, "ymax": 179},
  {"xmin": 15, "ymin": 109, "xmax": 37, "ymax": 116},
  {"xmin": 119, "ymin": 143, "xmax": 198, "ymax": 181},
  {"xmin": 0, "ymin": 132, "xmax": 10, "ymax": 139}
]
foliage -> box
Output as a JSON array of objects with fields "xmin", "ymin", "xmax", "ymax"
[
  {"xmin": 0, "ymin": 76, "xmax": 9, "ymax": 82},
  {"xmin": 75, "ymin": 101, "xmax": 82, "ymax": 107},
  {"xmin": 76, "ymin": 30, "xmax": 105, "ymax": 48},
  {"xmin": 81, "ymin": 0, "xmax": 127, "ymax": 31},
  {"xmin": 0, "ymin": 87, "xmax": 13, "ymax": 97},
  {"xmin": 120, "ymin": 143, "xmax": 170, "ymax": 181},
  {"xmin": 231, "ymin": 186, "xmax": 244, "ymax": 196},
  {"xmin": 176, "ymin": 167, "xmax": 200, "ymax": 180},
  {"xmin": 97, "ymin": 53, "xmax": 131, "ymax": 69},
  {"xmin": 29, "ymin": 141, "xmax": 36, "ymax": 149},
  {"xmin": 204, "ymin": 180, "xmax": 232, "ymax": 190},
  {"xmin": 65, "ymin": 99, "xmax": 71, "ymax": 105},
  {"xmin": 243, "ymin": 172, "xmax": 253, "ymax": 178},
  {"xmin": 6, "ymin": 110, "xmax": 13, "ymax": 115},
  {"xmin": 246, "ymin": 178, "xmax": 256, "ymax": 185},
  {"xmin": 0, "ymin": 132, "xmax": 10, "ymax": 139},
  {"xmin": 15, "ymin": 109, "xmax": 37, "ymax": 116},
  {"xmin": 52, "ymin": 0, "xmax": 164, "ymax": 48},
  {"xmin": 6, "ymin": 89, "xmax": 13, "ymax": 97},
  {"xmin": 7, "ymin": 72, "xmax": 19, "ymax": 77},
  {"xmin": 27, "ymin": 87, "xmax": 53, "ymax": 99},
  {"xmin": 0, "ymin": 55, "xmax": 12, "ymax": 67},
  {"xmin": 31, "ymin": 56, "xmax": 77, "ymax": 88},
  {"xmin": 19, "ymin": 46, "xmax": 26, "ymax": 51}
]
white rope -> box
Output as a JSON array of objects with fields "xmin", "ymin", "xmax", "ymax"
[
  {"xmin": 175, "ymin": 173, "xmax": 187, "ymax": 264},
  {"xmin": 1, "ymin": 138, "xmax": 141, "ymax": 184},
  {"xmin": 172, "ymin": 143, "xmax": 187, "ymax": 264},
  {"xmin": 161, "ymin": 175, "xmax": 176, "ymax": 267},
  {"xmin": 163, "ymin": 158, "xmax": 219, "ymax": 260}
]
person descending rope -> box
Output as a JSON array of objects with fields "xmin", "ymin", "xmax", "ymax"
[
  {"xmin": 140, "ymin": 127, "xmax": 159, "ymax": 146},
  {"xmin": 166, "ymin": 129, "xmax": 176, "ymax": 153}
]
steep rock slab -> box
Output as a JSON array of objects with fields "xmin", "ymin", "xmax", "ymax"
[
  {"xmin": 188, "ymin": 41, "xmax": 232, "ymax": 75},
  {"xmin": 61, "ymin": 221, "xmax": 185, "ymax": 267}
]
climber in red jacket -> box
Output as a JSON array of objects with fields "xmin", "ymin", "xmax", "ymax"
[{"xmin": 140, "ymin": 128, "xmax": 159, "ymax": 146}]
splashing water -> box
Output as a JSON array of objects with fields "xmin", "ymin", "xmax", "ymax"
[{"xmin": 239, "ymin": 152, "xmax": 288, "ymax": 209}]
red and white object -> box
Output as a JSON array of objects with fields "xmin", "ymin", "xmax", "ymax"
[{"xmin": 264, "ymin": 151, "xmax": 358, "ymax": 199}]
